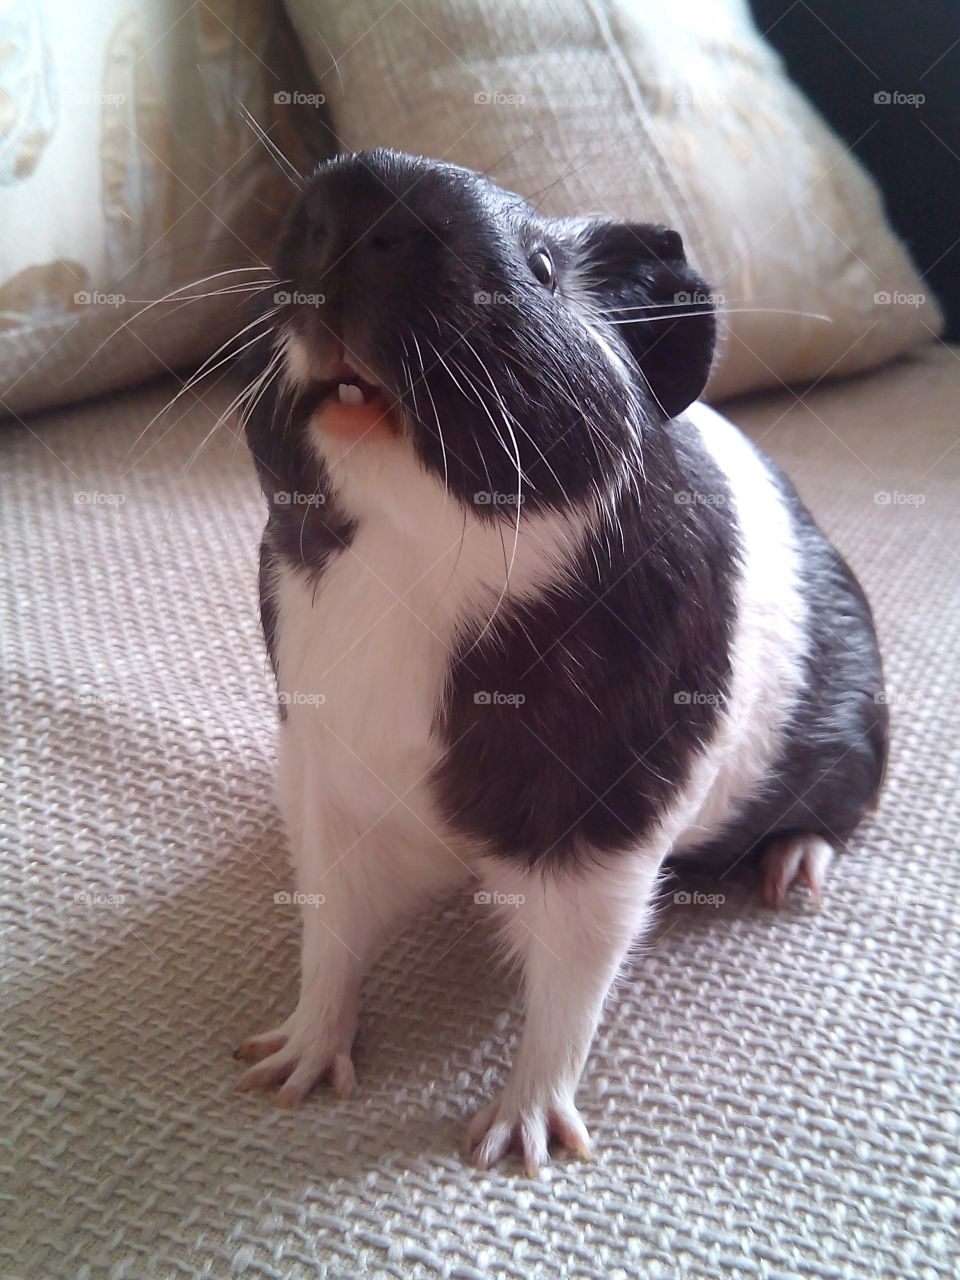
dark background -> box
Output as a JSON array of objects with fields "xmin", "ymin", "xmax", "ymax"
[{"xmin": 749, "ymin": 0, "xmax": 960, "ymax": 339}]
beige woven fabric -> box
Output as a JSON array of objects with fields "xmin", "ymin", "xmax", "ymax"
[{"xmin": 2, "ymin": 350, "xmax": 959, "ymax": 1278}]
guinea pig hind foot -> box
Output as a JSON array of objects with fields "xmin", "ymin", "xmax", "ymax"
[{"xmin": 761, "ymin": 834, "xmax": 834, "ymax": 910}]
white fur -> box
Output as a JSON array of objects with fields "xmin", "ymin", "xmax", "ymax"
[
  {"xmin": 244, "ymin": 352, "xmax": 811, "ymax": 1169},
  {"xmin": 672, "ymin": 400, "xmax": 809, "ymax": 852}
]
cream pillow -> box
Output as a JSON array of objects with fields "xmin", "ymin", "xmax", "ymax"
[
  {"xmin": 0, "ymin": 0, "xmax": 321, "ymax": 417},
  {"xmin": 283, "ymin": 0, "xmax": 940, "ymax": 399}
]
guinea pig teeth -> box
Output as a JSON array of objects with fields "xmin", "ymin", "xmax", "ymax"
[{"xmin": 338, "ymin": 383, "xmax": 365, "ymax": 406}]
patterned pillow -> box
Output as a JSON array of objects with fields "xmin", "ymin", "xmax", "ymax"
[{"xmin": 0, "ymin": 0, "xmax": 324, "ymax": 418}]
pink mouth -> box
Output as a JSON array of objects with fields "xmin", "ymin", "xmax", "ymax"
[{"xmin": 308, "ymin": 373, "xmax": 400, "ymax": 440}]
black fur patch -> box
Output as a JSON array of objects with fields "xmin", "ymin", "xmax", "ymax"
[{"xmin": 434, "ymin": 417, "xmax": 739, "ymax": 867}]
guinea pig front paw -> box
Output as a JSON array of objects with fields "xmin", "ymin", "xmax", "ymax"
[
  {"xmin": 234, "ymin": 1005, "xmax": 356, "ymax": 1107},
  {"xmin": 464, "ymin": 1091, "xmax": 592, "ymax": 1176}
]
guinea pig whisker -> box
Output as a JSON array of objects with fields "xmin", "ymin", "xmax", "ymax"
[
  {"xmin": 187, "ymin": 337, "xmax": 285, "ymax": 473},
  {"xmin": 399, "ymin": 342, "xmax": 421, "ymax": 433},
  {"xmin": 124, "ymin": 309, "xmax": 280, "ymax": 466},
  {"xmin": 431, "ymin": 316, "xmax": 529, "ymax": 482},
  {"xmin": 234, "ymin": 345, "xmax": 286, "ymax": 443},
  {"xmin": 599, "ymin": 304, "xmax": 833, "ymax": 324},
  {"xmin": 71, "ymin": 268, "xmax": 282, "ymax": 380},
  {"xmin": 408, "ymin": 331, "xmax": 451, "ymax": 501},
  {"xmin": 484, "ymin": 324, "xmax": 618, "ymax": 498},
  {"xmin": 427, "ymin": 341, "xmax": 520, "ymax": 487},
  {"xmin": 443, "ymin": 348, "xmax": 526, "ymax": 636},
  {"xmin": 458, "ymin": 330, "xmax": 572, "ymax": 512},
  {"xmin": 448, "ymin": 351, "xmax": 530, "ymax": 500},
  {"xmin": 236, "ymin": 101, "xmax": 303, "ymax": 189}
]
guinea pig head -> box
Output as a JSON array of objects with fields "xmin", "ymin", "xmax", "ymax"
[{"xmin": 271, "ymin": 148, "xmax": 716, "ymax": 515}]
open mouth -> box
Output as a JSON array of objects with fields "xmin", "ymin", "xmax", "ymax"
[{"xmin": 305, "ymin": 369, "xmax": 401, "ymax": 440}]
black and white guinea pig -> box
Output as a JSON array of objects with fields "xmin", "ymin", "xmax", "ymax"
[{"xmin": 235, "ymin": 149, "xmax": 887, "ymax": 1174}]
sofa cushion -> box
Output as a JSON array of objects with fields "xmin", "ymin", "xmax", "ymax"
[{"xmin": 0, "ymin": 0, "xmax": 322, "ymax": 418}]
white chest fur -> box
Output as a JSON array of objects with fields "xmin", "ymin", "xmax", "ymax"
[{"xmin": 273, "ymin": 424, "xmax": 593, "ymax": 837}]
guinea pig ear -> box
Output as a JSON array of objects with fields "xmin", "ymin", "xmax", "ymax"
[{"xmin": 575, "ymin": 221, "xmax": 716, "ymax": 419}]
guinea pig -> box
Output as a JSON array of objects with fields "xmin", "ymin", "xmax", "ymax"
[{"xmin": 234, "ymin": 148, "xmax": 887, "ymax": 1175}]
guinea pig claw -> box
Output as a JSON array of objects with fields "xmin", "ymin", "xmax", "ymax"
[
  {"xmin": 761, "ymin": 833, "xmax": 834, "ymax": 909},
  {"xmin": 466, "ymin": 1095, "xmax": 592, "ymax": 1176}
]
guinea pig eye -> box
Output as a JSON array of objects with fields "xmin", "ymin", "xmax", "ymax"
[{"xmin": 528, "ymin": 247, "xmax": 556, "ymax": 291}]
